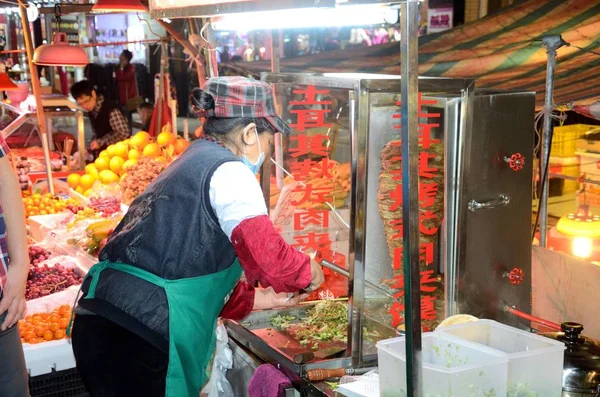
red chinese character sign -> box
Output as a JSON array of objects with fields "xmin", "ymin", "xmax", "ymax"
[
  {"xmin": 273, "ymin": 85, "xmax": 352, "ymax": 300},
  {"xmin": 378, "ymin": 93, "xmax": 444, "ymax": 331}
]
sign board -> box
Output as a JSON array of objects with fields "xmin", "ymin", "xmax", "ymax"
[{"xmin": 427, "ymin": 7, "xmax": 453, "ymax": 33}]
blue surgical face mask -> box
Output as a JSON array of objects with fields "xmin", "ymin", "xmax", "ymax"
[{"xmin": 241, "ymin": 129, "xmax": 265, "ymax": 174}]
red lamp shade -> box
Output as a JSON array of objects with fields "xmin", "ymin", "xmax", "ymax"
[
  {"xmin": 33, "ymin": 33, "xmax": 89, "ymax": 67},
  {"xmin": 92, "ymin": 0, "xmax": 147, "ymax": 12},
  {"xmin": 0, "ymin": 73, "xmax": 18, "ymax": 91}
]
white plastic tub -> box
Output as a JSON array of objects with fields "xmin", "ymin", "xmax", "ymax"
[
  {"xmin": 438, "ymin": 320, "xmax": 565, "ymax": 397},
  {"xmin": 377, "ymin": 333, "xmax": 508, "ymax": 397}
]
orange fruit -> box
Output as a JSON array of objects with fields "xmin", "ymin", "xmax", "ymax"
[
  {"xmin": 143, "ymin": 143, "xmax": 161, "ymax": 158},
  {"xmin": 49, "ymin": 323, "xmax": 60, "ymax": 333},
  {"xmin": 58, "ymin": 318, "xmax": 69, "ymax": 329},
  {"xmin": 67, "ymin": 173, "xmax": 81, "ymax": 189},
  {"xmin": 95, "ymin": 156, "xmax": 110, "ymax": 171},
  {"xmin": 80, "ymin": 174, "xmax": 96, "ymax": 190},
  {"xmin": 157, "ymin": 132, "xmax": 176, "ymax": 147},
  {"xmin": 54, "ymin": 329, "xmax": 65, "ymax": 340},
  {"xmin": 130, "ymin": 131, "xmax": 150, "ymax": 150},
  {"xmin": 114, "ymin": 142, "xmax": 128, "ymax": 159},
  {"xmin": 128, "ymin": 148, "xmax": 140, "ymax": 160},
  {"xmin": 99, "ymin": 170, "xmax": 119, "ymax": 184},
  {"xmin": 174, "ymin": 139, "xmax": 190, "ymax": 154},
  {"xmin": 99, "ymin": 150, "xmax": 109, "ymax": 158},
  {"xmin": 23, "ymin": 331, "xmax": 36, "ymax": 342},
  {"xmin": 155, "ymin": 157, "xmax": 169, "ymax": 167},
  {"xmin": 59, "ymin": 305, "xmax": 70, "ymax": 316},
  {"xmin": 34, "ymin": 326, "xmax": 45, "ymax": 337},
  {"xmin": 109, "ymin": 156, "xmax": 125, "ymax": 175},
  {"xmin": 43, "ymin": 330, "xmax": 54, "ymax": 341},
  {"xmin": 84, "ymin": 189, "xmax": 93, "ymax": 197},
  {"xmin": 85, "ymin": 164, "xmax": 99, "ymax": 179},
  {"xmin": 48, "ymin": 314, "xmax": 60, "ymax": 323}
]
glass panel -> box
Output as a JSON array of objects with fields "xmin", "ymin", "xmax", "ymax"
[
  {"xmin": 361, "ymin": 90, "xmax": 451, "ymax": 357},
  {"xmin": 269, "ymin": 82, "xmax": 352, "ymax": 301}
]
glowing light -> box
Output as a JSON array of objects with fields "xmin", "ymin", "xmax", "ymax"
[{"xmin": 573, "ymin": 236, "xmax": 593, "ymax": 259}]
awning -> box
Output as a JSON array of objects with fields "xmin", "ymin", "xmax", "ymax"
[{"xmin": 232, "ymin": 0, "xmax": 600, "ymax": 109}]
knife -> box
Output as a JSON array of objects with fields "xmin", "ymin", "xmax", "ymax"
[{"xmin": 293, "ymin": 346, "xmax": 347, "ymax": 365}]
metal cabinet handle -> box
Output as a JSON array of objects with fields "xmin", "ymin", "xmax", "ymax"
[{"xmin": 468, "ymin": 195, "xmax": 510, "ymax": 212}]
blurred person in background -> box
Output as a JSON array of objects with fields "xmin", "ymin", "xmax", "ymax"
[
  {"xmin": 138, "ymin": 102, "xmax": 154, "ymax": 133},
  {"xmin": 71, "ymin": 80, "xmax": 130, "ymax": 159},
  {"xmin": 115, "ymin": 49, "xmax": 141, "ymax": 130},
  {"xmin": 0, "ymin": 131, "xmax": 30, "ymax": 396}
]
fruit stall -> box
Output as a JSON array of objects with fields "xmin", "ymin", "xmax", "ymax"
[{"xmin": 10, "ymin": 123, "xmax": 188, "ymax": 395}]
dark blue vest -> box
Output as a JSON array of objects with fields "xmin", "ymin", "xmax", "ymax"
[{"xmin": 78, "ymin": 139, "xmax": 240, "ymax": 350}]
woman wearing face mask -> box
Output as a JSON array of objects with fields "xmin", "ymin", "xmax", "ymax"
[{"xmin": 69, "ymin": 77, "xmax": 325, "ymax": 397}]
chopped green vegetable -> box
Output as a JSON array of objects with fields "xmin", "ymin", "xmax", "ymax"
[
  {"xmin": 270, "ymin": 314, "xmax": 296, "ymax": 329},
  {"xmin": 295, "ymin": 301, "xmax": 348, "ymax": 344},
  {"xmin": 325, "ymin": 381, "xmax": 339, "ymax": 391}
]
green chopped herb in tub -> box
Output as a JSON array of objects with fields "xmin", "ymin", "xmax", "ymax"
[{"xmin": 270, "ymin": 314, "xmax": 296, "ymax": 330}]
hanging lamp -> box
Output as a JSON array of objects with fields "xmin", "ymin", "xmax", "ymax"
[
  {"xmin": 33, "ymin": 5, "xmax": 89, "ymax": 67},
  {"xmin": 0, "ymin": 73, "xmax": 18, "ymax": 91},
  {"xmin": 92, "ymin": 0, "xmax": 146, "ymax": 13}
]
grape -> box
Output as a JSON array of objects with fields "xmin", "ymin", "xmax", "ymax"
[
  {"xmin": 25, "ymin": 262, "xmax": 83, "ymax": 300},
  {"xmin": 28, "ymin": 245, "xmax": 51, "ymax": 266},
  {"xmin": 88, "ymin": 197, "xmax": 121, "ymax": 217}
]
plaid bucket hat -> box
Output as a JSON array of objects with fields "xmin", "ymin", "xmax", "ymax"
[{"xmin": 193, "ymin": 76, "xmax": 291, "ymax": 136}]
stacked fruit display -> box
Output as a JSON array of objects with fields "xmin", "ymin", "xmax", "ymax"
[
  {"xmin": 120, "ymin": 157, "xmax": 168, "ymax": 205},
  {"xmin": 19, "ymin": 305, "xmax": 73, "ymax": 344},
  {"xmin": 22, "ymin": 193, "xmax": 82, "ymax": 218},
  {"xmin": 26, "ymin": 246, "xmax": 83, "ymax": 300},
  {"xmin": 67, "ymin": 126, "xmax": 190, "ymax": 198}
]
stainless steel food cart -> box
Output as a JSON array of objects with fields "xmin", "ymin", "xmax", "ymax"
[{"xmin": 224, "ymin": 73, "xmax": 535, "ymax": 395}]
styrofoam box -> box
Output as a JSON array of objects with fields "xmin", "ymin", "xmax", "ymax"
[
  {"xmin": 377, "ymin": 333, "xmax": 508, "ymax": 397},
  {"xmin": 23, "ymin": 339, "xmax": 76, "ymax": 376},
  {"xmin": 27, "ymin": 213, "xmax": 73, "ymax": 242},
  {"xmin": 438, "ymin": 320, "xmax": 565, "ymax": 397}
]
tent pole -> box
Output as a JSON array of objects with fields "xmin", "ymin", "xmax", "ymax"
[
  {"xmin": 400, "ymin": 1, "xmax": 423, "ymax": 395},
  {"xmin": 539, "ymin": 35, "xmax": 565, "ymax": 247},
  {"xmin": 19, "ymin": 3, "xmax": 54, "ymax": 195}
]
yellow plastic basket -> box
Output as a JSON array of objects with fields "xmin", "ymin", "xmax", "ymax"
[{"xmin": 551, "ymin": 124, "xmax": 600, "ymax": 158}]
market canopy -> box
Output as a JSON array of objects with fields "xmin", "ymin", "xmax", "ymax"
[{"xmin": 231, "ymin": 0, "xmax": 600, "ymax": 109}]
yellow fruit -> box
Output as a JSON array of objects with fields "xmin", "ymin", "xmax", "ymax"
[
  {"xmin": 157, "ymin": 132, "xmax": 176, "ymax": 147},
  {"xmin": 123, "ymin": 159, "xmax": 137, "ymax": 171},
  {"xmin": 75, "ymin": 186, "xmax": 84, "ymax": 194},
  {"xmin": 95, "ymin": 156, "xmax": 110, "ymax": 171},
  {"xmin": 67, "ymin": 174, "xmax": 81, "ymax": 189},
  {"xmin": 99, "ymin": 150, "xmax": 109, "ymax": 158},
  {"xmin": 80, "ymin": 174, "xmax": 96, "ymax": 190},
  {"xmin": 155, "ymin": 156, "xmax": 169, "ymax": 166},
  {"xmin": 120, "ymin": 173, "xmax": 127, "ymax": 182},
  {"xmin": 85, "ymin": 164, "xmax": 99, "ymax": 178},
  {"xmin": 107, "ymin": 145, "xmax": 118, "ymax": 158},
  {"xmin": 98, "ymin": 170, "xmax": 119, "ymax": 184},
  {"xmin": 128, "ymin": 148, "xmax": 140, "ymax": 160},
  {"xmin": 174, "ymin": 139, "xmax": 190, "ymax": 154},
  {"xmin": 84, "ymin": 189, "xmax": 93, "ymax": 197},
  {"xmin": 122, "ymin": 139, "xmax": 130, "ymax": 146},
  {"xmin": 130, "ymin": 131, "xmax": 150, "ymax": 150},
  {"xmin": 109, "ymin": 156, "xmax": 125, "ymax": 175},
  {"xmin": 143, "ymin": 143, "xmax": 162, "ymax": 158},
  {"xmin": 114, "ymin": 142, "xmax": 128, "ymax": 159}
]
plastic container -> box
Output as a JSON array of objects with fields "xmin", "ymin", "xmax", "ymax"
[
  {"xmin": 438, "ymin": 320, "xmax": 565, "ymax": 397},
  {"xmin": 377, "ymin": 333, "xmax": 508, "ymax": 397},
  {"xmin": 552, "ymin": 124, "xmax": 600, "ymax": 157}
]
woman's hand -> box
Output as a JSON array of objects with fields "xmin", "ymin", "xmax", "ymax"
[
  {"xmin": 252, "ymin": 287, "xmax": 309, "ymax": 311},
  {"xmin": 305, "ymin": 259, "xmax": 325, "ymax": 292},
  {"xmin": 0, "ymin": 261, "xmax": 28, "ymax": 330}
]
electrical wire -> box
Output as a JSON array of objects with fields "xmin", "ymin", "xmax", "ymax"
[
  {"xmin": 566, "ymin": 43, "xmax": 600, "ymax": 58},
  {"xmin": 137, "ymin": 12, "xmax": 162, "ymax": 39}
]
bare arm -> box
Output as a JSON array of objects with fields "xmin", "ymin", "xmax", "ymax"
[{"xmin": 0, "ymin": 155, "xmax": 29, "ymax": 330}]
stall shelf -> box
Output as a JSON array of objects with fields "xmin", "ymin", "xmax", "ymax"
[{"xmin": 0, "ymin": 95, "xmax": 86, "ymax": 173}]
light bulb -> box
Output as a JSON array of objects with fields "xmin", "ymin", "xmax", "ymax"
[{"xmin": 572, "ymin": 236, "xmax": 593, "ymax": 259}]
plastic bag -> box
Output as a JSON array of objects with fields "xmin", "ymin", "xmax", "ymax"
[{"xmin": 200, "ymin": 321, "xmax": 234, "ymax": 397}]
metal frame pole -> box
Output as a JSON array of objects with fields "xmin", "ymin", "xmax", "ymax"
[
  {"xmin": 539, "ymin": 35, "xmax": 565, "ymax": 247},
  {"xmin": 400, "ymin": 1, "xmax": 423, "ymax": 395},
  {"xmin": 19, "ymin": 3, "xmax": 54, "ymax": 195}
]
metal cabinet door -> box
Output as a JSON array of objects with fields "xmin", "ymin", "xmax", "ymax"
[{"xmin": 457, "ymin": 91, "xmax": 535, "ymax": 328}]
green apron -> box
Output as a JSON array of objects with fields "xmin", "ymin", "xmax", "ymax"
[{"xmin": 73, "ymin": 259, "xmax": 242, "ymax": 397}]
